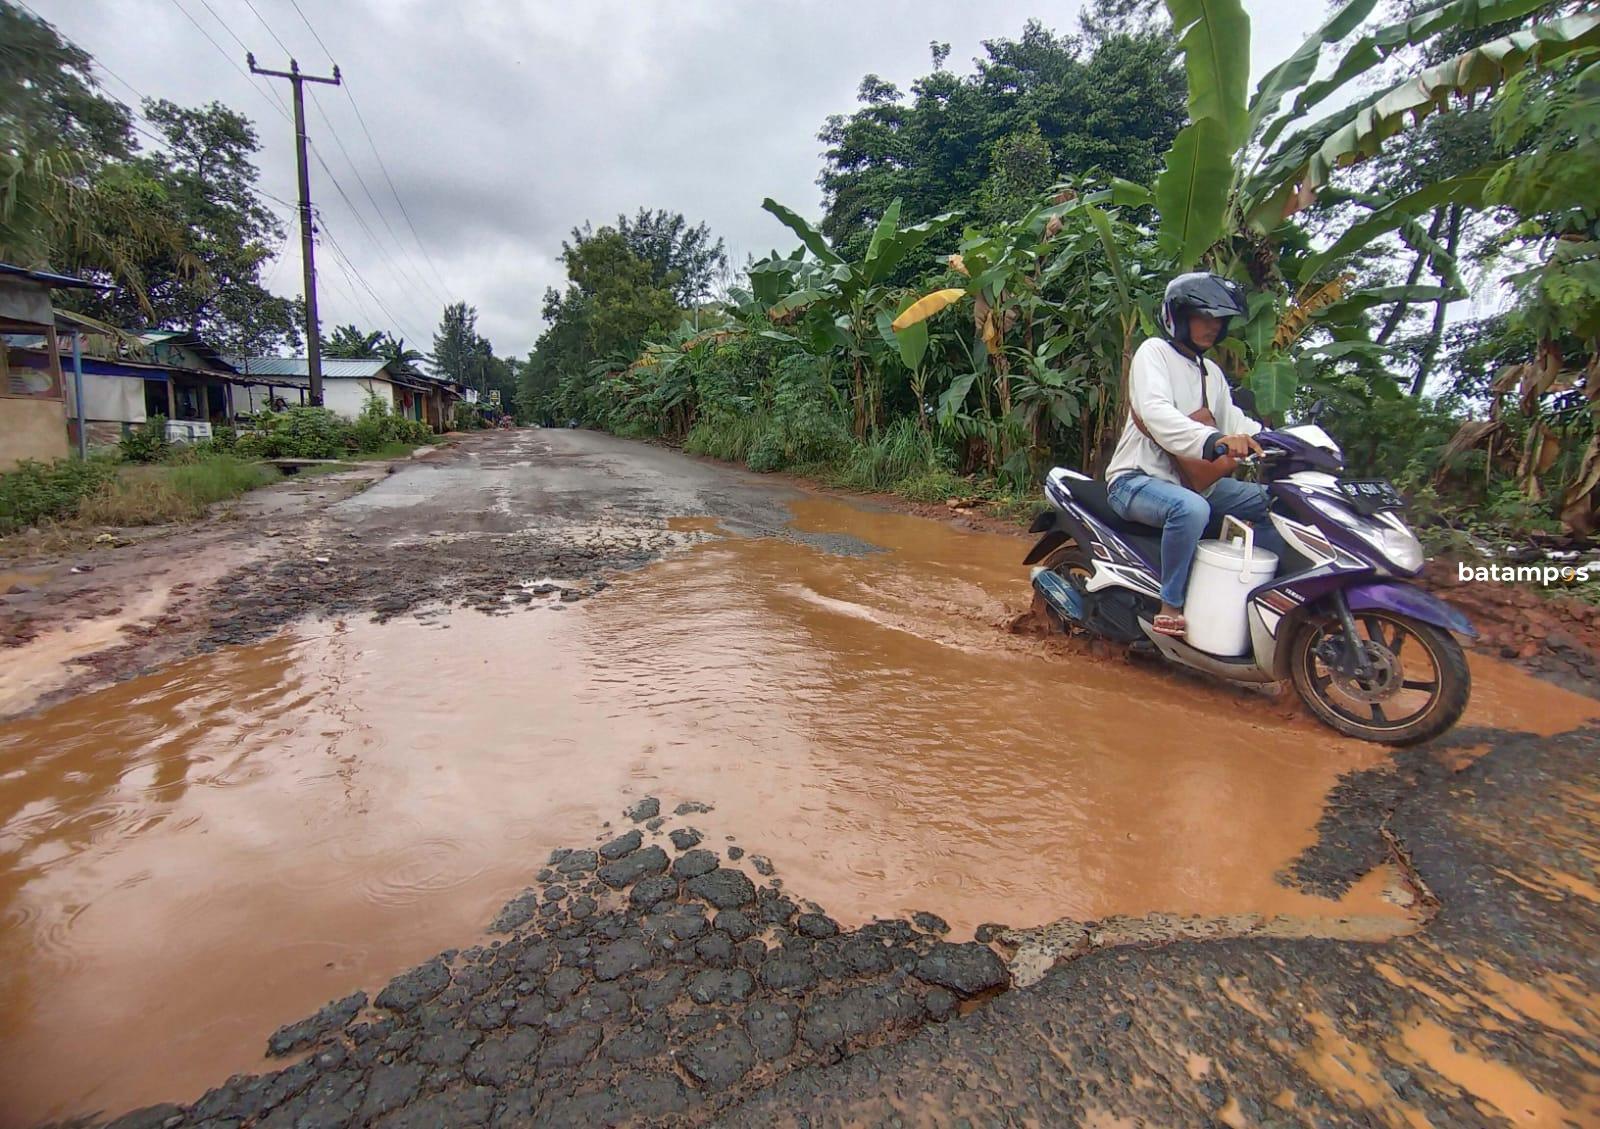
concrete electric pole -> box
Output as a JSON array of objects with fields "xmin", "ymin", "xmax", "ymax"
[{"xmin": 248, "ymin": 54, "xmax": 340, "ymax": 407}]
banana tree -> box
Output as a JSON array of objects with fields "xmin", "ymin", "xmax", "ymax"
[
  {"xmin": 1148, "ymin": 0, "xmax": 1600, "ymax": 413},
  {"xmin": 892, "ymin": 189, "xmax": 1164, "ymax": 474},
  {"xmin": 754, "ymin": 197, "xmax": 957, "ymax": 437}
]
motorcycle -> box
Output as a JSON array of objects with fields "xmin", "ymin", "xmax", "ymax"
[{"xmin": 1025, "ymin": 417, "xmax": 1474, "ymax": 745}]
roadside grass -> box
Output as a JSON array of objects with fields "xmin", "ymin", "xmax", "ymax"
[
  {"xmin": 675, "ymin": 414, "xmax": 1041, "ymax": 527},
  {"xmin": 75, "ymin": 455, "xmax": 280, "ymax": 526},
  {"xmin": 827, "ymin": 419, "xmax": 940, "ymax": 493},
  {"xmin": 0, "ymin": 456, "xmax": 119, "ymax": 533},
  {"xmin": 684, "ymin": 413, "xmax": 763, "ymax": 464}
]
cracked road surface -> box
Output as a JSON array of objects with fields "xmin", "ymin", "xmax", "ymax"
[{"xmin": 0, "ymin": 430, "xmax": 1595, "ymax": 1127}]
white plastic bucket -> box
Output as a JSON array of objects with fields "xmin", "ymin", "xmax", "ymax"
[{"xmin": 1184, "ymin": 518, "xmax": 1278, "ymax": 656}]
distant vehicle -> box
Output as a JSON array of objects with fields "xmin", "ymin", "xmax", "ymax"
[{"xmin": 566, "ymin": 419, "xmax": 579, "ymax": 429}]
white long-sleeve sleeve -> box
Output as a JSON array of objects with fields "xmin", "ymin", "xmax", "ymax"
[
  {"xmin": 1127, "ymin": 344, "xmax": 1217, "ymax": 460},
  {"xmin": 1103, "ymin": 337, "xmax": 1262, "ymax": 494}
]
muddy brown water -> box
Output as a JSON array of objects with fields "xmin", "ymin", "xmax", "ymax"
[{"xmin": 2, "ymin": 495, "xmax": 1595, "ymax": 1124}]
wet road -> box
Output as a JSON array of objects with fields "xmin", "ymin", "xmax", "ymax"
[{"xmin": 0, "ymin": 429, "xmax": 1596, "ymax": 1126}]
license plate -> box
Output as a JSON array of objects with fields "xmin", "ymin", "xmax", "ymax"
[{"xmin": 1337, "ymin": 478, "xmax": 1403, "ymax": 513}]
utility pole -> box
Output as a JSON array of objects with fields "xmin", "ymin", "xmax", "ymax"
[{"xmin": 248, "ymin": 54, "xmax": 340, "ymax": 406}]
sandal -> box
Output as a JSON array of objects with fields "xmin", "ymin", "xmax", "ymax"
[{"xmin": 1152, "ymin": 613, "xmax": 1186, "ymax": 637}]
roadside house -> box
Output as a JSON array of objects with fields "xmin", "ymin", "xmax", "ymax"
[
  {"xmin": 0, "ymin": 263, "xmax": 96, "ymax": 470},
  {"xmin": 226, "ymin": 356, "xmax": 463, "ymax": 432},
  {"xmin": 56, "ymin": 326, "xmax": 245, "ymax": 450},
  {"xmin": 8, "ymin": 321, "xmax": 259, "ymax": 452}
]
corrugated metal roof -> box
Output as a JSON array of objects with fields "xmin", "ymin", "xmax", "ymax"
[
  {"xmin": 225, "ymin": 356, "xmax": 392, "ymax": 378},
  {"xmin": 0, "ymin": 262, "xmax": 99, "ymax": 289}
]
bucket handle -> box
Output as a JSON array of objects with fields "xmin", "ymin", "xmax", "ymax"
[{"xmin": 1220, "ymin": 514, "xmax": 1256, "ymax": 581}]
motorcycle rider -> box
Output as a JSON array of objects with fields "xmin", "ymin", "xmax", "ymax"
[{"xmin": 1104, "ymin": 272, "xmax": 1284, "ymax": 637}]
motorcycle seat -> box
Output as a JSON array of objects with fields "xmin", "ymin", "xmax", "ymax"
[{"xmin": 1061, "ymin": 478, "xmax": 1164, "ymax": 566}]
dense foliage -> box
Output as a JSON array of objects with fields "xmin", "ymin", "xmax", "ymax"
[
  {"xmin": 231, "ymin": 400, "xmax": 431, "ymax": 460},
  {"xmin": 0, "ymin": 455, "xmax": 117, "ymax": 533},
  {"xmin": 818, "ymin": 6, "xmax": 1186, "ymax": 258},
  {"xmin": 518, "ymin": 1, "xmax": 1600, "ymax": 546}
]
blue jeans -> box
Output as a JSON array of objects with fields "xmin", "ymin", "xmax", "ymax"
[{"xmin": 1106, "ymin": 473, "xmax": 1284, "ymax": 608}]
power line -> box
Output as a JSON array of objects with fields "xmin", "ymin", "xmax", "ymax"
[
  {"xmin": 305, "ymin": 86, "xmax": 449, "ymax": 309},
  {"xmin": 239, "ymin": 0, "xmax": 294, "ymax": 58},
  {"xmin": 318, "ymin": 244, "xmax": 385, "ymax": 331},
  {"xmin": 317, "ymin": 211, "xmax": 431, "ymax": 347},
  {"xmin": 194, "ymin": 0, "xmax": 250, "ymax": 53},
  {"xmin": 304, "ymin": 138, "xmax": 441, "ymax": 333},
  {"xmin": 277, "ymin": 0, "xmax": 455, "ymax": 302},
  {"xmin": 166, "ymin": 0, "xmax": 292, "ymax": 125},
  {"xmin": 342, "ymin": 80, "xmax": 455, "ymax": 299},
  {"xmin": 285, "ymin": 0, "xmax": 336, "ymax": 66}
]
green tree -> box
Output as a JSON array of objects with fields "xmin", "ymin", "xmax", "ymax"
[
  {"xmin": 0, "ymin": 2, "xmax": 192, "ymax": 306},
  {"xmin": 377, "ymin": 333, "xmax": 426, "ymax": 374},
  {"xmin": 817, "ymin": 14, "xmax": 1184, "ymax": 260},
  {"xmin": 521, "ymin": 287, "xmax": 593, "ymax": 422},
  {"xmin": 63, "ymin": 98, "xmax": 301, "ymax": 353},
  {"xmin": 432, "ymin": 301, "xmax": 483, "ymax": 388},
  {"xmin": 562, "ymin": 229, "xmax": 681, "ymax": 359},
  {"xmin": 613, "ymin": 209, "xmax": 727, "ymax": 306},
  {"xmin": 324, "ymin": 324, "xmax": 384, "ymax": 358},
  {"xmin": 430, "ymin": 302, "xmax": 517, "ymax": 412},
  {"xmin": 0, "ymin": 1, "xmax": 132, "ymax": 157}
]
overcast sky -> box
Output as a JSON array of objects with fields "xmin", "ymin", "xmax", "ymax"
[{"xmin": 32, "ymin": 0, "xmax": 1324, "ymax": 358}]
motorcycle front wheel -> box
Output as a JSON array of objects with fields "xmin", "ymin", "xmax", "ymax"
[{"xmin": 1288, "ymin": 610, "xmax": 1470, "ymax": 745}]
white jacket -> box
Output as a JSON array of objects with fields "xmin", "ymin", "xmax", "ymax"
[{"xmin": 1104, "ymin": 337, "xmax": 1261, "ymax": 496}]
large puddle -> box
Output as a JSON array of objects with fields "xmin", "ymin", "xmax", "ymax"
[{"xmin": 2, "ymin": 495, "xmax": 1596, "ymax": 1123}]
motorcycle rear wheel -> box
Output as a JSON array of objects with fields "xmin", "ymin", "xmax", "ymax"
[
  {"xmin": 1288, "ymin": 610, "xmax": 1469, "ymax": 745},
  {"xmin": 1030, "ymin": 541, "xmax": 1092, "ymax": 632}
]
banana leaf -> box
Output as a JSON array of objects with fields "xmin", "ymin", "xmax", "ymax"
[
  {"xmin": 892, "ymin": 287, "xmax": 966, "ymax": 331},
  {"xmin": 862, "ymin": 211, "xmax": 961, "ymax": 286},
  {"xmin": 767, "ymin": 288, "xmax": 831, "ymax": 317},
  {"xmin": 1164, "ymin": 0, "xmax": 1252, "ymax": 150},
  {"xmin": 761, "ymin": 198, "xmax": 843, "ymax": 266},
  {"xmin": 1317, "ymin": 187, "xmax": 1468, "ymax": 294},
  {"xmin": 1293, "ymin": 15, "xmax": 1600, "ymax": 208},
  {"xmin": 1318, "ymin": 283, "xmax": 1461, "ymax": 317},
  {"xmin": 864, "ymin": 199, "xmax": 903, "ymax": 273},
  {"xmin": 1247, "ymin": 358, "xmax": 1299, "ymax": 419},
  {"xmin": 1154, "ymin": 117, "xmax": 1235, "ymax": 269},
  {"xmin": 1248, "ymin": 0, "xmax": 1381, "ymax": 139},
  {"xmin": 1298, "ymin": 167, "xmax": 1496, "ymax": 279},
  {"xmin": 1255, "ymin": 0, "xmax": 1554, "ymax": 157},
  {"xmin": 938, "ymin": 373, "xmax": 979, "ymax": 421}
]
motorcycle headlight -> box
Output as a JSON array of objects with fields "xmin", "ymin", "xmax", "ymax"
[{"xmin": 1378, "ymin": 527, "xmax": 1424, "ymax": 574}]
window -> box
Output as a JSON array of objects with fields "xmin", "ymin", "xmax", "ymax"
[{"xmin": 1, "ymin": 330, "xmax": 64, "ymax": 400}]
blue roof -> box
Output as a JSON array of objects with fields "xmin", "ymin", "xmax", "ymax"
[{"xmin": 0, "ymin": 262, "xmax": 98, "ymax": 289}]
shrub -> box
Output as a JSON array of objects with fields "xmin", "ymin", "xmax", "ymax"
[
  {"xmin": 451, "ymin": 402, "xmax": 484, "ymax": 431},
  {"xmin": 832, "ymin": 418, "xmax": 945, "ymax": 492},
  {"xmin": 236, "ymin": 407, "xmax": 349, "ymax": 459},
  {"xmin": 120, "ymin": 415, "xmax": 170, "ymax": 463},
  {"xmin": 351, "ymin": 396, "xmax": 433, "ymax": 452},
  {"xmin": 685, "ymin": 412, "xmax": 764, "ymax": 463},
  {"xmin": 0, "ymin": 457, "xmax": 119, "ymax": 533}
]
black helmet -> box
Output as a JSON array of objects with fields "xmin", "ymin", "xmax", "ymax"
[{"xmin": 1159, "ymin": 272, "xmax": 1247, "ymax": 350}]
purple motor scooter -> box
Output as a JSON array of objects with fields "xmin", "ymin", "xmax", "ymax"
[{"xmin": 1025, "ymin": 419, "xmax": 1474, "ymax": 744}]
